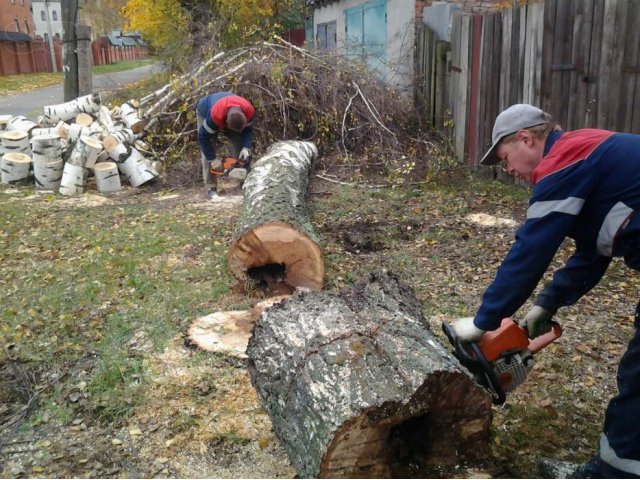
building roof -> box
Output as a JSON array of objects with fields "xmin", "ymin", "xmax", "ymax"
[
  {"xmin": 306, "ymin": 0, "xmax": 340, "ymax": 6},
  {"xmin": 0, "ymin": 31, "xmax": 32, "ymax": 42}
]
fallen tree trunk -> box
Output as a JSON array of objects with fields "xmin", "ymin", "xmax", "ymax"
[
  {"xmin": 247, "ymin": 272, "xmax": 493, "ymax": 479},
  {"xmin": 227, "ymin": 140, "xmax": 323, "ymax": 291}
]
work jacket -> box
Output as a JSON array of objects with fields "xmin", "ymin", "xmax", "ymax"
[
  {"xmin": 197, "ymin": 92, "xmax": 255, "ymax": 161},
  {"xmin": 475, "ymin": 129, "xmax": 640, "ymax": 331}
]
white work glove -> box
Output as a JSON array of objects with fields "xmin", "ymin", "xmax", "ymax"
[
  {"xmin": 451, "ymin": 317, "xmax": 486, "ymax": 342},
  {"xmin": 520, "ymin": 305, "xmax": 554, "ymax": 339},
  {"xmin": 210, "ymin": 159, "xmax": 223, "ymax": 172},
  {"xmin": 238, "ymin": 147, "xmax": 251, "ymax": 162}
]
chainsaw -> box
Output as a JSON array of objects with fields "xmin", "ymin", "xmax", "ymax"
[
  {"xmin": 210, "ymin": 157, "xmax": 246, "ymax": 177},
  {"xmin": 442, "ymin": 318, "xmax": 562, "ymax": 405}
]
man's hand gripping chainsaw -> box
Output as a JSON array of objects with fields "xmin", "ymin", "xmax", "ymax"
[{"xmin": 442, "ymin": 318, "xmax": 562, "ymax": 404}]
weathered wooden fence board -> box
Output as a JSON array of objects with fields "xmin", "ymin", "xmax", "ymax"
[{"xmin": 419, "ymin": 0, "xmax": 640, "ymax": 166}]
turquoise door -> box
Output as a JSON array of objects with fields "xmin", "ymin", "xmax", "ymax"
[{"xmin": 345, "ymin": 0, "xmax": 387, "ymax": 79}]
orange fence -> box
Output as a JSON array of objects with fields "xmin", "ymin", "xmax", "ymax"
[{"xmin": 0, "ymin": 36, "xmax": 148, "ymax": 76}]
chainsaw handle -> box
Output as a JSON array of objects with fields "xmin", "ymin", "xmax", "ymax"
[
  {"xmin": 441, "ymin": 323, "xmax": 507, "ymax": 405},
  {"xmin": 527, "ymin": 321, "xmax": 562, "ymax": 354}
]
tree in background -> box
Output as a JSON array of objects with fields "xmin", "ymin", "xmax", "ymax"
[
  {"xmin": 79, "ymin": 0, "xmax": 128, "ymax": 38},
  {"xmin": 121, "ymin": 0, "xmax": 191, "ymax": 68},
  {"xmin": 121, "ymin": 0, "xmax": 306, "ymax": 70}
]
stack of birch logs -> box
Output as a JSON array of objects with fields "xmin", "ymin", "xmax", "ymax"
[{"xmin": 0, "ymin": 93, "xmax": 161, "ymax": 195}]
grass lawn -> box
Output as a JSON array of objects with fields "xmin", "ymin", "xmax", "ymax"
[
  {"xmin": 1, "ymin": 170, "xmax": 636, "ymax": 478},
  {"xmin": 0, "ymin": 59, "xmax": 155, "ymax": 96}
]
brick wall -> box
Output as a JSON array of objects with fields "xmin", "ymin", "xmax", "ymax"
[{"xmin": 0, "ymin": 0, "xmax": 36, "ymax": 36}]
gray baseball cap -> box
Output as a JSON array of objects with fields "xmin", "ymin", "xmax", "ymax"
[{"xmin": 480, "ymin": 104, "xmax": 549, "ymax": 165}]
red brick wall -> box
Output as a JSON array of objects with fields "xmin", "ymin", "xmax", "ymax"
[{"xmin": 0, "ymin": 0, "xmax": 36, "ymax": 37}]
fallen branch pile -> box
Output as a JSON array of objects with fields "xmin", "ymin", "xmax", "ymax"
[{"xmin": 139, "ymin": 37, "xmax": 442, "ymax": 178}]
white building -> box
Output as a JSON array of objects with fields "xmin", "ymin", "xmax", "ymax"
[{"xmin": 30, "ymin": 0, "xmax": 63, "ymax": 41}]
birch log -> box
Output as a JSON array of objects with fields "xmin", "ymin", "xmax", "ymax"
[
  {"xmin": 98, "ymin": 106, "xmax": 116, "ymax": 134},
  {"xmin": 30, "ymin": 134, "xmax": 63, "ymax": 165},
  {"xmin": 43, "ymin": 93, "xmax": 101, "ymax": 123},
  {"xmin": 102, "ymin": 134, "xmax": 130, "ymax": 163},
  {"xmin": 31, "ymin": 127, "xmax": 62, "ymax": 137},
  {"xmin": 1, "ymin": 130, "xmax": 31, "ymax": 155},
  {"xmin": 59, "ymin": 162, "xmax": 86, "ymax": 195},
  {"xmin": 119, "ymin": 102, "xmax": 145, "ymax": 133},
  {"xmin": 94, "ymin": 161, "xmax": 121, "ymax": 193},
  {"xmin": 0, "ymin": 115, "xmax": 12, "ymax": 131},
  {"xmin": 109, "ymin": 128, "xmax": 137, "ymax": 145},
  {"xmin": 67, "ymin": 135, "xmax": 102, "ymax": 168},
  {"xmin": 6, "ymin": 116, "xmax": 37, "ymax": 134},
  {"xmin": 1, "ymin": 152, "xmax": 32, "ymax": 185},
  {"xmin": 248, "ymin": 272, "xmax": 493, "ymax": 479},
  {"xmin": 227, "ymin": 141, "xmax": 323, "ymax": 290},
  {"xmin": 75, "ymin": 112, "xmax": 94, "ymax": 127},
  {"xmin": 34, "ymin": 160, "xmax": 63, "ymax": 191},
  {"xmin": 66, "ymin": 123, "xmax": 94, "ymax": 143},
  {"xmin": 118, "ymin": 147, "xmax": 157, "ymax": 187}
]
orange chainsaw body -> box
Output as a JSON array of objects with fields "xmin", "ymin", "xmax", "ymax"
[
  {"xmin": 479, "ymin": 317, "xmax": 563, "ymax": 361},
  {"xmin": 210, "ymin": 157, "xmax": 243, "ymax": 176}
]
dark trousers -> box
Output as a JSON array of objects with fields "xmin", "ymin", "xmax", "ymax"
[
  {"xmin": 586, "ymin": 301, "xmax": 640, "ymax": 478},
  {"xmin": 195, "ymin": 110, "xmax": 243, "ymax": 188}
]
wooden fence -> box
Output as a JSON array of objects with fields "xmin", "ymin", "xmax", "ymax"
[{"xmin": 417, "ymin": 0, "xmax": 640, "ymax": 166}]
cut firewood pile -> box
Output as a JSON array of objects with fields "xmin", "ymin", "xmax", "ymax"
[{"xmin": 0, "ymin": 95, "xmax": 161, "ymax": 194}]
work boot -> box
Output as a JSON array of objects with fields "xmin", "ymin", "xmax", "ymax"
[{"xmin": 206, "ymin": 188, "xmax": 218, "ymax": 200}]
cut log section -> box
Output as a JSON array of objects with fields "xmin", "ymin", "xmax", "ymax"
[
  {"xmin": 227, "ymin": 141, "xmax": 323, "ymax": 291},
  {"xmin": 75, "ymin": 112, "xmax": 94, "ymax": 127},
  {"xmin": 31, "ymin": 127, "xmax": 62, "ymax": 138},
  {"xmin": 119, "ymin": 102, "xmax": 145, "ymax": 133},
  {"xmin": 43, "ymin": 93, "xmax": 101, "ymax": 123},
  {"xmin": 30, "ymin": 134, "xmax": 62, "ymax": 165},
  {"xmin": 1, "ymin": 152, "xmax": 32, "ymax": 185},
  {"xmin": 187, "ymin": 295, "xmax": 291, "ymax": 358},
  {"xmin": 5, "ymin": 116, "xmax": 37, "ymax": 134},
  {"xmin": 117, "ymin": 147, "xmax": 157, "ymax": 187},
  {"xmin": 0, "ymin": 114, "xmax": 11, "ymax": 130},
  {"xmin": 94, "ymin": 161, "xmax": 122, "ymax": 193},
  {"xmin": 34, "ymin": 160, "xmax": 63, "ymax": 191},
  {"xmin": 0, "ymin": 130, "xmax": 31, "ymax": 156},
  {"xmin": 98, "ymin": 106, "xmax": 116, "ymax": 134},
  {"xmin": 67, "ymin": 135, "xmax": 102, "ymax": 168},
  {"xmin": 66, "ymin": 123, "xmax": 94, "ymax": 143},
  {"xmin": 247, "ymin": 272, "xmax": 493, "ymax": 479},
  {"xmin": 59, "ymin": 162, "xmax": 86, "ymax": 196},
  {"xmin": 102, "ymin": 134, "xmax": 130, "ymax": 163}
]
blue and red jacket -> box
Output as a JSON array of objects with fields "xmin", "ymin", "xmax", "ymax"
[
  {"xmin": 197, "ymin": 92, "xmax": 255, "ymax": 161},
  {"xmin": 475, "ymin": 129, "xmax": 640, "ymax": 331}
]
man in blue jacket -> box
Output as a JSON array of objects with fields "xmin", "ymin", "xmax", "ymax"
[
  {"xmin": 196, "ymin": 92, "xmax": 255, "ymax": 198},
  {"xmin": 451, "ymin": 104, "xmax": 640, "ymax": 478}
]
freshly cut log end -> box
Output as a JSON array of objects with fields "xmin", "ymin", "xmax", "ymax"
[
  {"xmin": 1, "ymin": 152, "xmax": 32, "ymax": 185},
  {"xmin": 227, "ymin": 221, "xmax": 323, "ymax": 290},
  {"xmin": 75, "ymin": 112, "xmax": 94, "ymax": 127},
  {"xmin": 227, "ymin": 140, "xmax": 323, "ymax": 292},
  {"xmin": 247, "ymin": 272, "xmax": 492, "ymax": 478}
]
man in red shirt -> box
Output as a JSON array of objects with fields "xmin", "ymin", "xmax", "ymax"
[{"xmin": 196, "ymin": 92, "xmax": 255, "ymax": 198}]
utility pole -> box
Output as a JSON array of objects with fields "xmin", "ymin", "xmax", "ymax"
[
  {"xmin": 61, "ymin": 0, "xmax": 79, "ymax": 101},
  {"xmin": 44, "ymin": 0, "xmax": 57, "ymax": 72}
]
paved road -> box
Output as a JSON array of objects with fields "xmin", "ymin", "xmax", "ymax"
[{"xmin": 0, "ymin": 63, "xmax": 162, "ymax": 120}]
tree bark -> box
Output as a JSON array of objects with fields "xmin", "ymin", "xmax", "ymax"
[
  {"xmin": 59, "ymin": 162, "xmax": 85, "ymax": 196},
  {"xmin": 0, "ymin": 130, "xmax": 31, "ymax": 156},
  {"xmin": 5, "ymin": 116, "xmax": 37, "ymax": 134},
  {"xmin": 227, "ymin": 141, "xmax": 323, "ymax": 291},
  {"xmin": 44, "ymin": 93, "xmax": 101, "ymax": 124},
  {"xmin": 67, "ymin": 135, "xmax": 102, "ymax": 168},
  {"xmin": 1, "ymin": 152, "xmax": 32, "ymax": 185},
  {"xmin": 247, "ymin": 272, "xmax": 493, "ymax": 479},
  {"xmin": 118, "ymin": 147, "xmax": 157, "ymax": 187},
  {"xmin": 30, "ymin": 134, "xmax": 63, "ymax": 165},
  {"xmin": 119, "ymin": 102, "xmax": 145, "ymax": 134},
  {"xmin": 94, "ymin": 161, "xmax": 121, "ymax": 193},
  {"xmin": 34, "ymin": 160, "xmax": 63, "ymax": 191}
]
